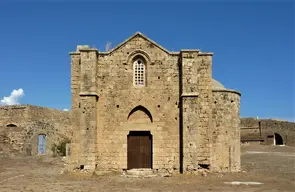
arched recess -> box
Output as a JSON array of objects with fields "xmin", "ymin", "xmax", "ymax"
[
  {"xmin": 127, "ymin": 105, "xmax": 153, "ymax": 123},
  {"xmin": 274, "ymin": 133, "xmax": 283, "ymax": 145},
  {"xmin": 6, "ymin": 124, "xmax": 17, "ymax": 127}
]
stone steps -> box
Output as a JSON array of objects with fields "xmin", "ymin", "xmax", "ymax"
[{"xmin": 124, "ymin": 168, "xmax": 158, "ymax": 178}]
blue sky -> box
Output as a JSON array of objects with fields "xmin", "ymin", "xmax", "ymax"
[{"xmin": 0, "ymin": 1, "xmax": 294, "ymax": 121}]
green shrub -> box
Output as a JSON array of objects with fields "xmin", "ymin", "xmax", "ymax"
[{"xmin": 51, "ymin": 139, "xmax": 71, "ymax": 157}]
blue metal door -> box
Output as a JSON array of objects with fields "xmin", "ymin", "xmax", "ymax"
[{"xmin": 37, "ymin": 134, "xmax": 46, "ymax": 155}]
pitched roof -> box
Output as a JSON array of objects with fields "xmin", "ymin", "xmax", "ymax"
[{"xmin": 107, "ymin": 32, "xmax": 171, "ymax": 54}]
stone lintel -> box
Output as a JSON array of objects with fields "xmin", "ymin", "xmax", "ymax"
[
  {"xmin": 180, "ymin": 50, "xmax": 200, "ymax": 58},
  {"xmin": 180, "ymin": 92, "xmax": 199, "ymax": 98},
  {"xmin": 69, "ymin": 52, "xmax": 81, "ymax": 55},
  {"xmin": 79, "ymin": 48, "xmax": 98, "ymax": 52},
  {"xmin": 170, "ymin": 51, "xmax": 180, "ymax": 55},
  {"xmin": 180, "ymin": 49, "xmax": 200, "ymax": 53},
  {"xmin": 179, "ymin": 50, "xmax": 213, "ymax": 56},
  {"xmin": 70, "ymin": 48, "xmax": 98, "ymax": 55},
  {"xmin": 79, "ymin": 92, "xmax": 99, "ymax": 97},
  {"xmin": 212, "ymin": 89, "xmax": 241, "ymax": 96},
  {"xmin": 198, "ymin": 52, "xmax": 214, "ymax": 56}
]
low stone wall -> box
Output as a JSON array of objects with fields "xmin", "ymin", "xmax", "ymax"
[
  {"xmin": 241, "ymin": 118, "xmax": 295, "ymax": 146},
  {"xmin": 0, "ymin": 105, "xmax": 71, "ymax": 156}
]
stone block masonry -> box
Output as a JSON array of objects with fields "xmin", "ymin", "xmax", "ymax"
[
  {"xmin": 241, "ymin": 118, "xmax": 295, "ymax": 146},
  {"xmin": 67, "ymin": 32, "xmax": 241, "ymax": 174},
  {"xmin": 0, "ymin": 105, "xmax": 71, "ymax": 156}
]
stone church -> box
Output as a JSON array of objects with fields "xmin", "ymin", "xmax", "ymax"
[{"xmin": 67, "ymin": 32, "xmax": 241, "ymax": 174}]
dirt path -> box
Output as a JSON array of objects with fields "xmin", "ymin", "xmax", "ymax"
[{"xmin": 0, "ymin": 144, "xmax": 294, "ymax": 192}]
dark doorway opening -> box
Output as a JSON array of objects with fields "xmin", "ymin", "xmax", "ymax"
[
  {"xmin": 274, "ymin": 133, "xmax": 283, "ymax": 145},
  {"xmin": 127, "ymin": 131, "xmax": 152, "ymax": 169}
]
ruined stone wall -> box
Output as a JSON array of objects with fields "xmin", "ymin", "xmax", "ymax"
[
  {"xmin": 0, "ymin": 105, "xmax": 29, "ymax": 127},
  {"xmin": 96, "ymin": 35, "xmax": 180, "ymax": 172},
  {"xmin": 0, "ymin": 125, "xmax": 23, "ymax": 156},
  {"xmin": 241, "ymin": 118, "xmax": 295, "ymax": 146},
  {"xmin": 0, "ymin": 105, "xmax": 71, "ymax": 156},
  {"xmin": 211, "ymin": 90, "xmax": 241, "ymax": 172},
  {"xmin": 240, "ymin": 118, "xmax": 261, "ymax": 142}
]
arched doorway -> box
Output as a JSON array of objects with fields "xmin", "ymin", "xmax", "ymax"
[
  {"xmin": 127, "ymin": 131, "xmax": 152, "ymax": 169},
  {"xmin": 127, "ymin": 105, "xmax": 153, "ymax": 169},
  {"xmin": 274, "ymin": 133, "xmax": 283, "ymax": 145},
  {"xmin": 37, "ymin": 134, "xmax": 46, "ymax": 155}
]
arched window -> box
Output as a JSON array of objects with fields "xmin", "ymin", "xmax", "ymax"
[{"xmin": 133, "ymin": 57, "xmax": 146, "ymax": 86}]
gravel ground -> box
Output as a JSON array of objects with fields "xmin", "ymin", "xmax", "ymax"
[{"xmin": 0, "ymin": 144, "xmax": 294, "ymax": 192}]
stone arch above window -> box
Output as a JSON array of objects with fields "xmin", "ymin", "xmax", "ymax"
[
  {"xmin": 6, "ymin": 124, "xmax": 17, "ymax": 127},
  {"xmin": 124, "ymin": 49, "xmax": 154, "ymax": 65},
  {"xmin": 127, "ymin": 105, "xmax": 153, "ymax": 123}
]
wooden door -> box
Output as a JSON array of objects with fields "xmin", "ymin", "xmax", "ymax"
[{"xmin": 127, "ymin": 131, "xmax": 152, "ymax": 169}]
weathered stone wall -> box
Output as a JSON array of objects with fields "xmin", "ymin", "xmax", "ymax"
[
  {"xmin": 180, "ymin": 50, "xmax": 213, "ymax": 173},
  {"xmin": 68, "ymin": 32, "xmax": 241, "ymax": 174},
  {"xmin": 68, "ymin": 45, "xmax": 99, "ymax": 170},
  {"xmin": 68, "ymin": 50, "xmax": 81, "ymax": 168},
  {"xmin": 0, "ymin": 105, "xmax": 28, "ymax": 127},
  {"xmin": 211, "ymin": 90, "xmax": 241, "ymax": 172},
  {"xmin": 95, "ymin": 35, "xmax": 180, "ymax": 172},
  {"xmin": 0, "ymin": 125, "xmax": 23, "ymax": 156},
  {"xmin": 0, "ymin": 105, "xmax": 71, "ymax": 156},
  {"xmin": 241, "ymin": 118, "xmax": 295, "ymax": 146}
]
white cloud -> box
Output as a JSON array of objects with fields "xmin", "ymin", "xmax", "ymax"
[
  {"xmin": 63, "ymin": 108, "xmax": 69, "ymax": 111},
  {"xmin": 0, "ymin": 88, "xmax": 25, "ymax": 105}
]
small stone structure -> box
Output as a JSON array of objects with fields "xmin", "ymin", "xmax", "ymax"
[
  {"xmin": 67, "ymin": 32, "xmax": 242, "ymax": 174},
  {"xmin": 241, "ymin": 118, "xmax": 295, "ymax": 146},
  {"xmin": 0, "ymin": 105, "xmax": 71, "ymax": 156}
]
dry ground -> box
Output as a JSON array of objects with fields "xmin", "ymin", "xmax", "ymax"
[{"xmin": 0, "ymin": 144, "xmax": 294, "ymax": 192}]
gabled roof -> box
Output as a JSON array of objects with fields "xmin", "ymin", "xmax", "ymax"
[{"xmin": 107, "ymin": 32, "xmax": 171, "ymax": 54}]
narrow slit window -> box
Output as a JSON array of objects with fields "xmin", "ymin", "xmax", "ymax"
[{"xmin": 133, "ymin": 58, "xmax": 145, "ymax": 86}]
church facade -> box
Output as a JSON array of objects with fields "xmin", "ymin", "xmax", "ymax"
[{"xmin": 67, "ymin": 32, "xmax": 241, "ymax": 174}]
